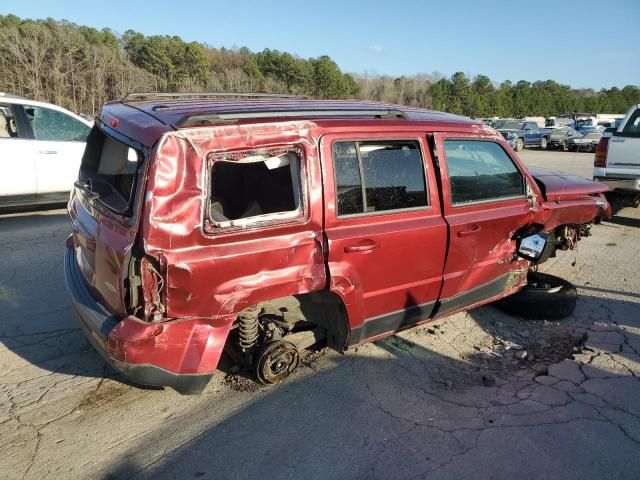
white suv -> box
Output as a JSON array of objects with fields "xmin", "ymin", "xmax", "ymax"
[{"xmin": 0, "ymin": 93, "xmax": 92, "ymax": 208}]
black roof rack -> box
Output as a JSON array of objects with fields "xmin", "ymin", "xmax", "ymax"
[
  {"xmin": 176, "ymin": 108, "xmax": 408, "ymax": 127},
  {"xmin": 122, "ymin": 92, "xmax": 311, "ymax": 102}
]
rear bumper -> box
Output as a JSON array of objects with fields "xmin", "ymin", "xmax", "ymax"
[
  {"xmin": 64, "ymin": 246, "xmax": 214, "ymax": 394},
  {"xmin": 593, "ymin": 176, "xmax": 640, "ymax": 193}
]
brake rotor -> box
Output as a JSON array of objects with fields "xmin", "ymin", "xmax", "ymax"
[{"xmin": 254, "ymin": 340, "xmax": 299, "ymax": 385}]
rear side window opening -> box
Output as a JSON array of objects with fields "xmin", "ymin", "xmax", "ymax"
[
  {"xmin": 77, "ymin": 124, "xmax": 143, "ymax": 215},
  {"xmin": 207, "ymin": 147, "xmax": 304, "ymax": 229}
]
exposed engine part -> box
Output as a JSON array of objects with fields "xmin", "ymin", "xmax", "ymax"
[
  {"xmin": 557, "ymin": 224, "xmax": 591, "ymax": 251},
  {"xmin": 253, "ymin": 340, "xmax": 299, "ymax": 384},
  {"xmin": 238, "ymin": 305, "xmax": 260, "ymax": 352}
]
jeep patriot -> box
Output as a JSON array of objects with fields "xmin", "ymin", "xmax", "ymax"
[{"xmin": 64, "ymin": 93, "xmax": 610, "ymax": 393}]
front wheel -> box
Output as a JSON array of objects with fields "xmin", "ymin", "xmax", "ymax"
[
  {"xmin": 494, "ymin": 271, "xmax": 577, "ymax": 320},
  {"xmin": 539, "ymin": 137, "xmax": 548, "ymax": 150},
  {"xmin": 515, "ymin": 138, "xmax": 524, "ymax": 151}
]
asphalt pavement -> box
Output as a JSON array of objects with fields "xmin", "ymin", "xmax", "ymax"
[{"xmin": 1, "ymin": 150, "xmax": 639, "ymax": 479}]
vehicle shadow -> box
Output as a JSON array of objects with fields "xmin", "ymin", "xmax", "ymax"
[
  {"xmin": 2, "ymin": 213, "xmax": 639, "ymax": 479},
  {"xmin": 99, "ymin": 289, "xmax": 640, "ymax": 480},
  {"xmin": 0, "ymin": 211, "xmax": 112, "ymax": 382},
  {"xmin": 607, "ymin": 213, "xmax": 640, "ymax": 229}
]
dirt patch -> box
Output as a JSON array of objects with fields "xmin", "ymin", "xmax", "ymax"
[
  {"xmin": 299, "ymin": 347, "xmax": 328, "ymax": 371},
  {"xmin": 78, "ymin": 381, "xmax": 131, "ymax": 410},
  {"xmin": 222, "ymin": 373, "xmax": 261, "ymax": 393}
]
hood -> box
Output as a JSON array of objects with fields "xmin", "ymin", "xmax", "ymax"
[{"xmin": 527, "ymin": 167, "xmax": 608, "ymax": 201}]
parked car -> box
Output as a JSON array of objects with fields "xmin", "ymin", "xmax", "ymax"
[
  {"xmin": 576, "ymin": 125, "xmax": 604, "ymax": 134},
  {"xmin": 547, "ymin": 126, "xmax": 583, "ymax": 150},
  {"xmin": 65, "ymin": 94, "xmax": 610, "ymax": 393},
  {"xmin": 568, "ymin": 131, "xmax": 602, "ymax": 152},
  {"xmin": 0, "ymin": 93, "xmax": 92, "ymax": 208},
  {"xmin": 593, "ymin": 103, "xmax": 640, "ymax": 207},
  {"xmin": 493, "ymin": 119, "xmax": 548, "ymax": 151}
]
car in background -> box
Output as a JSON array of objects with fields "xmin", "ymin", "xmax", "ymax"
[
  {"xmin": 547, "ymin": 126, "xmax": 582, "ymax": 150},
  {"xmin": 568, "ymin": 131, "xmax": 602, "ymax": 152},
  {"xmin": 0, "ymin": 93, "xmax": 92, "ymax": 209},
  {"xmin": 493, "ymin": 119, "xmax": 547, "ymax": 151},
  {"xmin": 593, "ymin": 104, "xmax": 640, "ymax": 208},
  {"xmin": 576, "ymin": 125, "xmax": 605, "ymax": 134}
]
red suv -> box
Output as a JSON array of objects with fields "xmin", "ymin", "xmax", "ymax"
[{"xmin": 65, "ymin": 94, "xmax": 610, "ymax": 393}]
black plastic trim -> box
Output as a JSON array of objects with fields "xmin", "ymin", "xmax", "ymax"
[
  {"xmin": 434, "ymin": 272, "xmax": 514, "ymax": 318},
  {"xmin": 349, "ymin": 300, "xmax": 436, "ymax": 345}
]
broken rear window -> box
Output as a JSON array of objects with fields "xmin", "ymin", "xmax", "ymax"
[
  {"xmin": 77, "ymin": 125, "xmax": 143, "ymax": 215},
  {"xmin": 208, "ymin": 148, "xmax": 303, "ymax": 229}
]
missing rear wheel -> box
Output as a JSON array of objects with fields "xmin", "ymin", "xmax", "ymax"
[{"xmin": 254, "ymin": 340, "xmax": 299, "ymax": 385}]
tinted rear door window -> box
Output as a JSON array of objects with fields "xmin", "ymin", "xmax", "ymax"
[{"xmin": 333, "ymin": 141, "xmax": 427, "ymax": 216}]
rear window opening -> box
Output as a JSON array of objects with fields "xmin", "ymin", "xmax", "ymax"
[
  {"xmin": 78, "ymin": 125, "xmax": 143, "ymax": 215},
  {"xmin": 208, "ymin": 149, "xmax": 303, "ymax": 228}
]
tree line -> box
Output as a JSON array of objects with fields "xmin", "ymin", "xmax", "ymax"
[{"xmin": 1, "ymin": 14, "xmax": 638, "ymax": 117}]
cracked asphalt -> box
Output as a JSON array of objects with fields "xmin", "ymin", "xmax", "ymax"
[{"xmin": 1, "ymin": 150, "xmax": 639, "ymax": 479}]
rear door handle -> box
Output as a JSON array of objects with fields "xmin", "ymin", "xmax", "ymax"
[
  {"xmin": 344, "ymin": 240, "xmax": 379, "ymax": 253},
  {"xmin": 457, "ymin": 225, "xmax": 482, "ymax": 237},
  {"xmin": 39, "ymin": 150, "xmax": 58, "ymax": 154},
  {"xmin": 611, "ymin": 138, "xmax": 625, "ymax": 143}
]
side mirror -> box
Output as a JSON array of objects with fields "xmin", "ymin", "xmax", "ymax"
[{"xmin": 517, "ymin": 232, "xmax": 548, "ymax": 261}]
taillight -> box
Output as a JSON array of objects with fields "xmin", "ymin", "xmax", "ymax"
[{"xmin": 594, "ymin": 137, "xmax": 610, "ymax": 168}]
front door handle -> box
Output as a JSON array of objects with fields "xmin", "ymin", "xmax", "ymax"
[
  {"xmin": 457, "ymin": 225, "xmax": 482, "ymax": 237},
  {"xmin": 39, "ymin": 150, "xmax": 58, "ymax": 154},
  {"xmin": 344, "ymin": 240, "xmax": 379, "ymax": 253}
]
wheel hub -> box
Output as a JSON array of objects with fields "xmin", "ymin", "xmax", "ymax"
[{"xmin": 254, "ymin": 340, "xmax": 299, "ymax": 384}]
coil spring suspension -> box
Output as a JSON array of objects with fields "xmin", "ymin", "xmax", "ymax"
[{"xmin": 238, "ymin": 306, "xmax": 260, "ymax": 352}]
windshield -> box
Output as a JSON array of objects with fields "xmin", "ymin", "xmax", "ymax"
[{"xmin": 494, "ymin": 120, "xmax": 524, "ymax": 130}]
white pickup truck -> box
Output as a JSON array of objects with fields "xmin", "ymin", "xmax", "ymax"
[{"xmin": 593, "ymin": 104, "xmax": 640, "ymax": 208}]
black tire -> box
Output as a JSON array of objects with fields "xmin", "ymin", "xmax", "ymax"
[
  {"xmin": 515, "ymin": 138, "xmax": 524, "ymax": 151},
  {"xmin": 539, "ymin": 137, "xmax": 548, "ymax": 150},
  {"xmin": 605, "ymin": 192, "xmax": 625, "ymax": 214},
  {"xmin": 494, "ymin": 272, "xmax": 577, "ymax": 320}
]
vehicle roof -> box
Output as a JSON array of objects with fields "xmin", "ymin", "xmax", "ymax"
[{"xmin": 101, "ymin": 96, "xmax": 482, "ymax": 147}]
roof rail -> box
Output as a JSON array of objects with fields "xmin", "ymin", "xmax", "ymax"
[
  {"xmin": 122, "ymin": 92, "xmax": 311, "ymax": 102},
  {"xmin": 176, "ymin": 108, "xmax": 408, "ymax": 127}
]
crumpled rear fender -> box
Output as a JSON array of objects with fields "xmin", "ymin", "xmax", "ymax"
[{"xmin": 108, "ymin": 314, "xmax": 236, "ymax": 375}]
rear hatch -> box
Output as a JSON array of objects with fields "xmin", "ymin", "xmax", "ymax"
[{"xmin": 67, "ymin": 122, "xmax": 147, "ymax": 316}]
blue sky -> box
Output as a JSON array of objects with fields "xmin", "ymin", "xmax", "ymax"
[{"xmin": 2, "ymin": 0, "xmax": 638, "ymax": 89}]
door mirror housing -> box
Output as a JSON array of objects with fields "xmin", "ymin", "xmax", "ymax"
[{"xmin": 517, "ymin": 232, "xmax": 548, "ymax": 261}]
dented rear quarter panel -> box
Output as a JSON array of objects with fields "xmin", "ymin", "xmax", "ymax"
[{"xmin": 140, "ymin": 121, "xmax": 326, "ymax": 323}]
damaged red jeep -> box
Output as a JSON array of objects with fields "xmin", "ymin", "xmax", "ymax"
[{"xmin": 64, "ymin": 94, "xmax": 610, "ymax": 393}]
